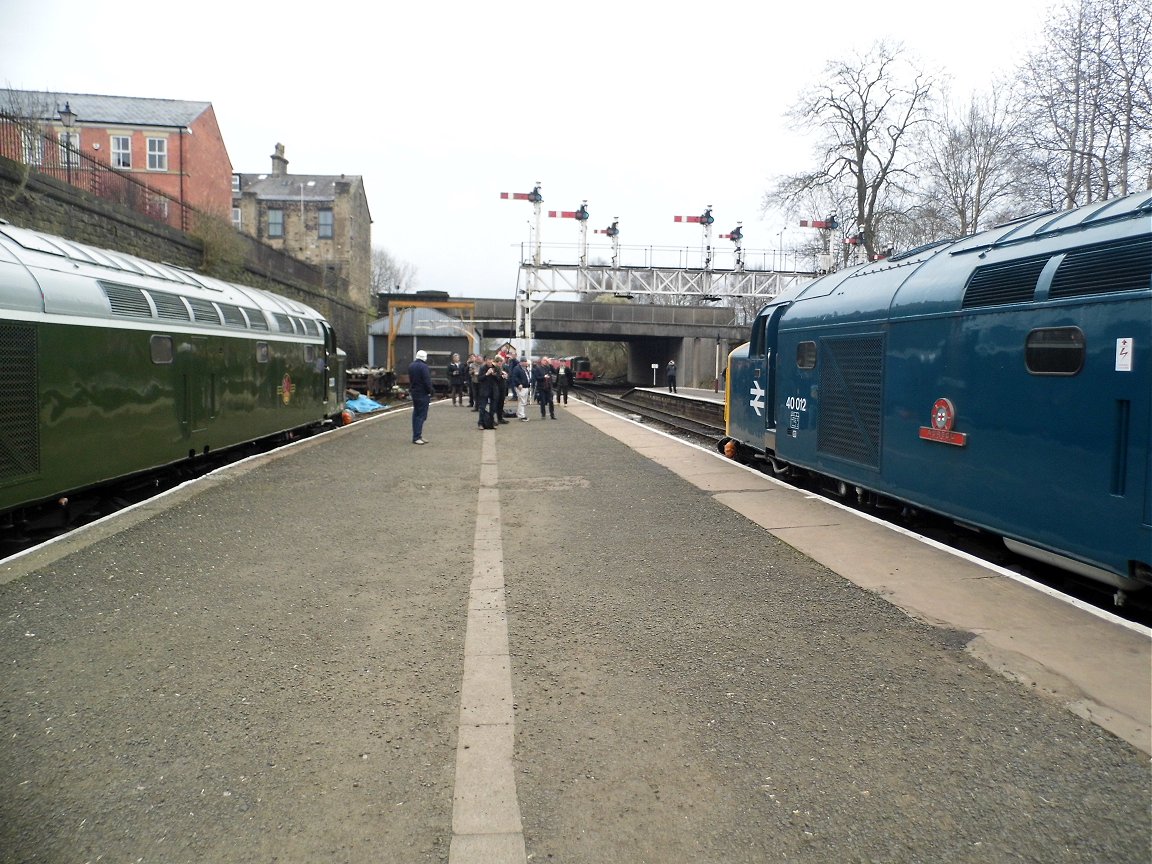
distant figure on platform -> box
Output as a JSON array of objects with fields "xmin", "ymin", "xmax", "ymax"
[
  {"xmin": 408, "ymin": 350, "xmax": 435, "ymax": 444},
  {"xmin": 533, "ymin": 357, "xmax": 556, "ymax": 420},
  {"xmin": 555, "ymin": 362, "xmax": 571, "ymax": 405},
  {"xmin": 666, "ymin": 359, "xmax": 678, "ymax": 393},
  {"xmin": 476, "ymin": 357, "xmax": 504, "ymax": 430},
  {"xmin": 512, "ymin": 358, "xmax": 532, "ymax": 421},
  {"xmin": 467, "ymin": 354, "xmax": 482, "ymax": 409},
  {"xmin": 447, "ymin": 353, "xmax": 467, "ymax": 406}
]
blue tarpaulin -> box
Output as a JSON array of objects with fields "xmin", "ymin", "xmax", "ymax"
[{"xmin": 346, "ymin": 395, "xmax": 387, "ymax": 413}]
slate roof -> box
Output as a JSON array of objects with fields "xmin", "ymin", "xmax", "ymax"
[
  {"xmin": 235, "ymin": 172, "xmax": 363, "ymax": 203},
  {"xmin": 4, "ymin": 90, "xmax": 211, "ymax": 128}
]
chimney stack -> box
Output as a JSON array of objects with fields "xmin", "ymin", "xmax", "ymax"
[{"xmin": 271, "ymin": 143, "xmax": 288, "ymax": 175}]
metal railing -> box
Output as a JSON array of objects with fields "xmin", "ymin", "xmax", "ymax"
[{"xmin": 0, "ymin": 109, "xmax": 196, "ymax": 232}]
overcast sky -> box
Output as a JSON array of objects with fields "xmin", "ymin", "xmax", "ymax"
[{"xmin": 2, "ymin": 0, "xmax": 1054, "ymax": 299}]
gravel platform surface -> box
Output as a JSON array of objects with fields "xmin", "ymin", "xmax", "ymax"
[{"xmin": 1, "ymin": 399, "xmax": 1148, "ymax": 863}]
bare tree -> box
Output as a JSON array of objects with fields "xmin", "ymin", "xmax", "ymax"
[
  {"xmin": 370, "ymin": 247, "xmax": 418, "ymax": 296},
  {"xmin": 1015, "ymin": 0, "xmax": 1152, "ymax": 207},
  {"xmin": 765, "ymin": 41, "xmax": 935, "ymax": 262},
  {"xmin": 919, "ymin": 88, "xmax": 1026, "ymax": 236}
]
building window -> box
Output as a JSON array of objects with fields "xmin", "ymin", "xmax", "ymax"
[
  {"xmin": 58, "ymin": 130, "xmax": 79, "ymax": 168},
  {"xmin": 111, "ymin": 135, "xmax": 131, "ymax": 168},
  {"xmin": 231, "ymin": 174, "xmax": 241, "ymax": 193},
  {"xmin": 318, "ymin": 209, "xmax": 334, "ymax": 239},
  {"xmin": 147, "ymin": 137, "xmax": 168, "ymax": 171},
  {"xmin": 268, "ymin": 209, "xmax": 284, "ymax": 238},
  {"xmin": 21, "ymin": 129, "xmax": 43, "ymax": 166},
  {"xmin": 232, "ymin": 207, "xmax": 242, "ymax": 230}
]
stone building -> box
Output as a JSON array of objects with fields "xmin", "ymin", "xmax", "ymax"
[{"xmin": 233, "ymin": 144, "xmax": 372, "ymax": 311}]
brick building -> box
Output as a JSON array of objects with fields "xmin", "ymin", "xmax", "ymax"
[
  {"xmin": 0, "ymin": 89, "xmax": 234, "ymax": 219},
  {"xmin": 233, "ymin": 144, "xmax": 372, "ymax": 311}
]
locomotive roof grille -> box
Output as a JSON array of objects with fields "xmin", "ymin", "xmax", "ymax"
[
  {"xmin": 149, "ymin": 290, "xmax": 192, "ymax": 321},
  {"xmin": 1049, "ymin": 236, "xmax": 1152, "ymax": 299},
  {"xmin": 101, "ymin": 282, "xmax": 153, "ymax": 318},
  {"xmin": 218, "ymin": 303, "xmax": 247, "ymax": 327},
  {"xmin": 186, "ymin": 297, "xmax": 222, "ymax": 325},
  {"xmin": 962, "ymin": 255, "xmax": 1050, "ymax": 308},
  {"xmin": 242, "ymin": 307, "xmax": 270, "ymax": 330}
]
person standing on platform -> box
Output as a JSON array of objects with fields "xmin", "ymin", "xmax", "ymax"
[
  {"xmin": 533, "ymin": 357, "xmax": 556, "ymax": 419},
  {"xmin": 467, "ymin": 354, "xmax": 482, "ymax": 409},
  {"xmin": 511, "ymin": 357, "xmax": 532, "ymax": 421},
  {"xmin": 408, "ymin": 350, "xmax": 435, "ymax": 444},
  {"xmin": 476, "ymin": 358, "xmax": 504, "ymax": 430},
  {"xmin": 666, "ymin": 359, "xmax": 678, "ymax": 393},
  {"xmin": 447, "ymin": 353, "xmax": 467, "ymax": 406},
  {"xmin": 555, "ymin": 362, "xmax": 571, "ymax": 405}
]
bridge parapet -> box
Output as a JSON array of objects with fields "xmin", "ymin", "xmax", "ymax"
[{"xmin": 468, "ymin": 297, "xmax": 747, "ymax": 340}]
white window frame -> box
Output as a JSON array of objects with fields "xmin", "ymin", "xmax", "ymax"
[
  {"xmin": 58, "ymin": 130, "xmax": 80, "ymax": 167},
  {"xmin": 111, "ymin": 135, "xmax": 132, "ymax": 169},
  {"xmin": 21, "ymin": 128, "xmax": 43, "ymax": 166},
  {"xmin": 267, "ymin": 209, "xmax": 284, "ymax": 238},
  {"xmin": 232, "ymin": 207, "xmax": 242, "ymax": 230},
  {"xmin": 147, "ymin": 137, "xmax": 168, "ymax": 171}
]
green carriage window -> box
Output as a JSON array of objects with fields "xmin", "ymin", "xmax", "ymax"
[
  {"xmin": 256, "ymin": 342, "xmax": 270, "ymax": 363},
  {"xmin": 1026, "ymin": 327, "xmax": 1084, "ymax": 376},
  {"xmin": 150, "ymin": 335, "xmax": 173, "ymax": 364}
]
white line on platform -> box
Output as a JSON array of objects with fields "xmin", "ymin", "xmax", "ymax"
[{"xmin": 449, "ymin": 431, "xmax": 527, "ymax": 864}]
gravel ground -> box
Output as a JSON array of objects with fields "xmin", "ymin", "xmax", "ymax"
[{"xmin": 1, "ymin": 401, "xmax": 1148, "ymax": 863}]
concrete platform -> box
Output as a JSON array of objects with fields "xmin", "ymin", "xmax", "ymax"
[{"xmin": 0, "ymin": 394, "xmax": 1147, "ymax": 864}]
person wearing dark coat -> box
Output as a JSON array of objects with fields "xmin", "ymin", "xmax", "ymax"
[
  {"xmin": 532, "ymin": 357, "xmax": 556, "ymax": 419},
  {"xmin": 447, "ymin": 353, "xmax": 467, "ymax": 406},
  {"xmin": 476, "ymin": 358, "xmax": 506, "ymax": 430},
  {"xmin": 408, "ymin": 350, "xmax": 435, "ymax": 444},
  {"xmin": 555, "ymin": 363, "xmax": 571, "ymax": 405}
]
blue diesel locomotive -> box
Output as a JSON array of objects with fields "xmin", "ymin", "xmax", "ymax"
[
  {"xmin": 721, "ymin": 193, "xmax": 1151, "ymax": 597},
  {"xmin": 0, "ymin": 222, "xmax": 345, "ymax": 531}
]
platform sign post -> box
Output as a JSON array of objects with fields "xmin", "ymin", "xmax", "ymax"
[
  {"xmin": 714, "ymin": 335, "xmax": 721, "ymax": 393},
  {"xmin": 651, "ymin": 363, "xmax": 658, "ymax": 387}
]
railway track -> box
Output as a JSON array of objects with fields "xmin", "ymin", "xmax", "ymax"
[{"xmin": 575, "ymin": 385, "xmax": 1152, "ymax": 628}]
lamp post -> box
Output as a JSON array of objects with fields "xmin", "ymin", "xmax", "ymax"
[{"xmin": 58, "ymin": 101, "xmax": 76, "ymax": 186}]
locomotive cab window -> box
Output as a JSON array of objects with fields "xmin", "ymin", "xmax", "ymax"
[
  {"xmin": 256, "ymin": 342, "xmax": 270, "ymax": 363},
  {"xmin": 1026, "ymin": 327, "xmax": 1085, "ymax": 375},
  {"xmin": 797, "ymin": 341, "xmax": 817, "ymax": 370},
  {"xmin": 150, "ymin": 335, "xmax": 173, "ymax": 364}
]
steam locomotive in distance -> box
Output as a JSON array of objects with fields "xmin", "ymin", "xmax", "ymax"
[
  {"xmin": 720, "ymin": 193, "xmax": 1151, "ymax": 601},
  {"xmin": 0, "ymin": 223, "xmax": 344, "ymax": 536}
]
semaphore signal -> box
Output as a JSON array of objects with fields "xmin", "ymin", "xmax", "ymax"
[
  {"xmin": 500, "ymin": 182, "xmax": 544, "ymax": 267},
  {"xmin": 674, "ymin": 206, "xmax": 716, "ymax": 270},
  {"xmin": 548, "ymin": 200, "xmax": 591, "ymax": 265},
  {"xmin": 594, "ymin": 218, "xmax": 620, "ymax": 267}
]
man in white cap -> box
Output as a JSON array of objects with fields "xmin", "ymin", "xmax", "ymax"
[{"xmin": 408, "ymin": 350, "xmax": 435, "ymax": 444}]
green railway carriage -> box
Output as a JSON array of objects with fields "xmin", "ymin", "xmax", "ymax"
[{"xmin": 0, "ymin": 223, "xmax": 342, "ymax": 522}]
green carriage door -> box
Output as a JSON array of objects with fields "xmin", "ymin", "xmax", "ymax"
[{"xmin": 175, "ymin": 336, "xmax": 214, "ymax": 438}]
